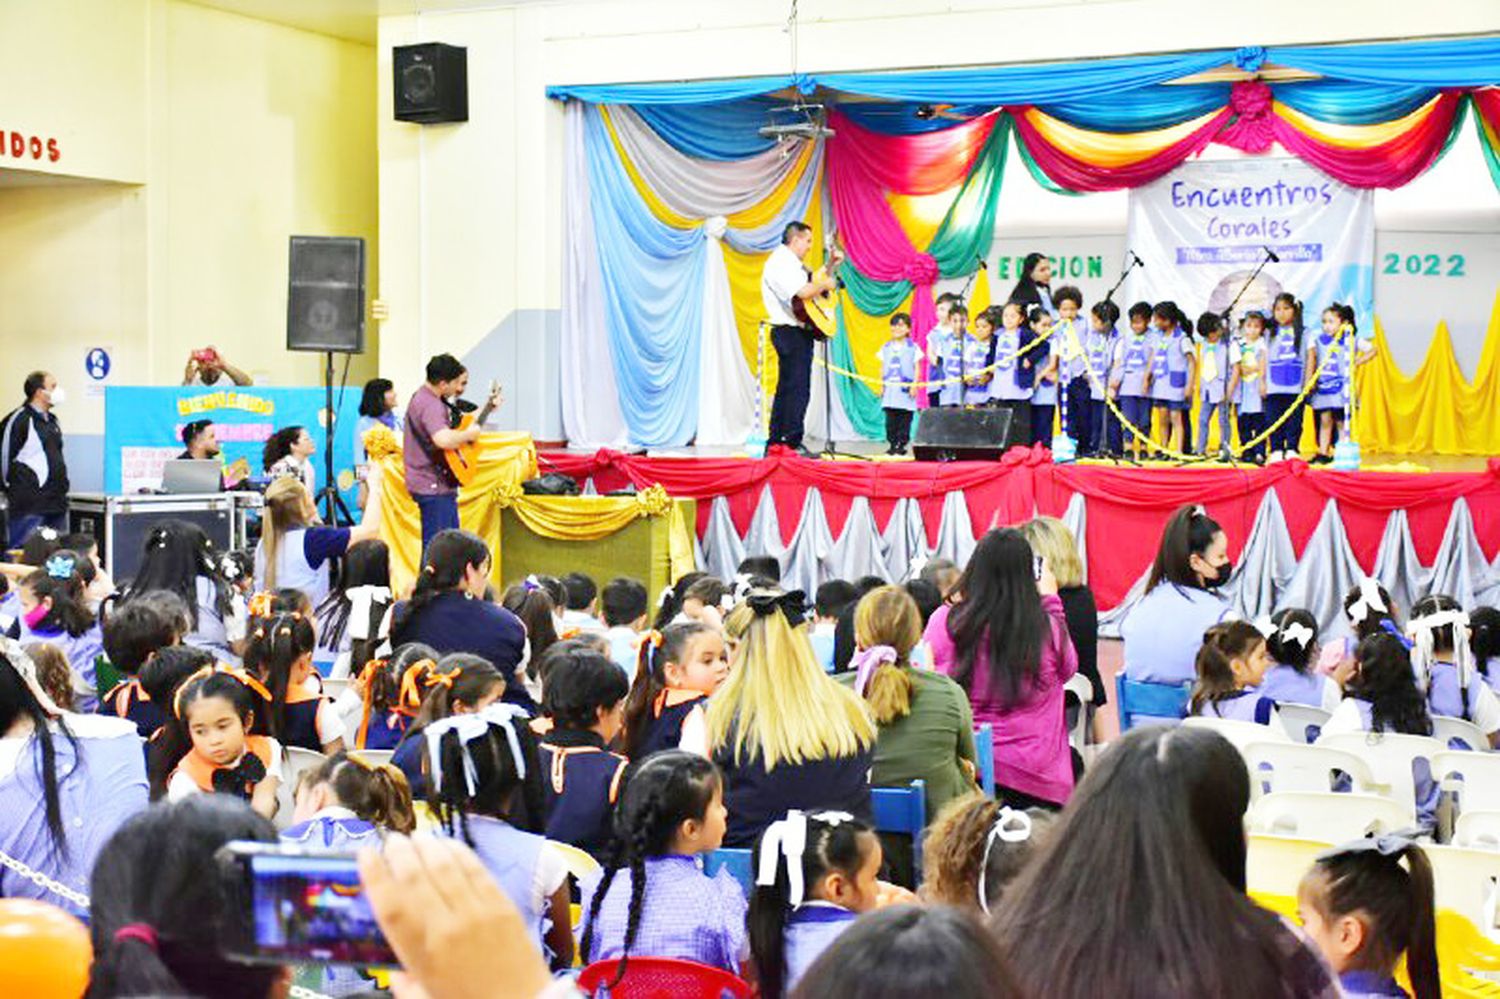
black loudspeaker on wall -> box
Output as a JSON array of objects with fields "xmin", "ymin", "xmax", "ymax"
[
  {"xmin": 287, "ymin": 236, "xmax": 365, "ymax": 354},
  {"xmin": 394, "ymin": 43, "xmax": 468, "ymax": 124},
  {"xmin": 911, "ymin": 407, "xmax": 1025, "ymax": 462}
]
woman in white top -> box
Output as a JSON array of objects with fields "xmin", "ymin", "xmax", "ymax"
[
  {"xmin": 254, "ymin": 471, "xmax": 383, "ymax": 609},
  {"xmin": 263, "ymin": 424, "xmax": 317, "ymax": 494}
]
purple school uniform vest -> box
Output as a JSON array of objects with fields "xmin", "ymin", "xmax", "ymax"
[
  {"xmin": 1259, "ymin": 665, "xmax": 1331, "ymax": 710},
  {"xmin": 1426, "ymin": 661, "xmax": 1484, "ymax": 723},
  {"xmin": 451, "ymin": 814, "xmax": 548, "ymax": 953},
  {"xmin": 1192, "ymin": 688, "xmax": 1273, "ymax": 723},
  {"xmin": 280, "ymin": 814, "xmax": 383, "ymax": 851},
  {"xmin": 539, "ymin": 738, "xmax": 626, "ymax": 861},
  {"xmin": 19, "ymin": 621, "xmax": 104, "ymax": 712},
  {"xmin": 785, "ymin": 905, "xmax": 859, "ymax": 993}
]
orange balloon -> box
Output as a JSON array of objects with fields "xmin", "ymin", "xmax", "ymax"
[{"xmin": 0, "ymin": 898, "xmax": 92, "ymax": 999}]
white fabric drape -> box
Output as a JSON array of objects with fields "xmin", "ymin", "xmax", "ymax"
[{"xmin": 698, "ymin": 219, "xmax": 757, "ymax": 446}]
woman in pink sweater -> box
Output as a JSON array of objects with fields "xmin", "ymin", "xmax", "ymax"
[{"xmin": 924, "ymin": 529, "xmax": 1078, "ymax": 809}]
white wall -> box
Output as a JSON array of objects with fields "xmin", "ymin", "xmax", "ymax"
[{"xmin": 377, "ymin": 1, "xmax": 1500, "ymax": 440}]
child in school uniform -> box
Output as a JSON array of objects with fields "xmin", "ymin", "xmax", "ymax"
[
  {"xmin": 1083, "ymin": 301, "xmax": 1121, "ymax": 457},
  {"xmin": 14, "ymin": 553, "xmax": 104, "ymax": 712},
  {"xmin": 1053, "ymin": 287, "xmax": 1092, "ymax": 454},
  {"xmin": 1408, "ymin": 595, "xmax": 1500, "ymax": 749},
  {"xmin": 599, "ymin": 577, "xmax": 650, "ymax": 677},
  {"xmin": 961, "ymin": 307, "xmax": 999, "ymax": 408},
  {"xmin": 918, "ymin": 792, "xmax": 1052, "ymax": 913},
  {"xmin": 878, "ymin": 312, "xmax": 919, "ymax": 456},
  {"xmin": 101, "ymin": 593, "xmax": 188, "ymax": 739},
  {"xmin": 580, "ymin": 751, "xmax": 746, "ymax": 973},
  {"xmin": 932, "ymin": 303, "xmax": 968, "ymax": 409},
  {"xmin": 1310, "ymin": 303, "xmax": 1376, "ymax": 464},
  {"xmin": 244, "ymin": 611, "xmax": 344, "ymax": 754},
  {"xmin": 1111, "ymin": 302, "xmax": 1157, "ymax": 461},
  {"xmin": 159, "ymin": 667, "xmax": 283, "ymax": 820},
  {"xmin": 1195, "ymin": 312, "xmax": 1233, "ymax": 459},
  {"xmin": 1227, "ymin": 311, "xmax": 1270, "ymax": 464},
  {"xmin": 1260, "ymin": 608, "xmax": 1343, "ymax": 713},
  {"xmin": 1266, "ymin": 293, "xmax": 1315, "ymax": 461},
  {"xmin": 621, "ymin": 621, "xmax": 727, "ymax": 759},
  {"xmin": 988, "ymin": 303, "xmax": 1034, "ymax": 434},
  {"xmin": 1149, "ymin": 302, "xmax": 1195, "ymax": 454},
  {"xmin": 926, "ymin": 294, "xmax": 961, "ymax": 409},
  {"xmin": 1188, "ymin": 620, "xmax": 1277, "ymax": 725},
  {"xmin": 390, "ymin": 654, "xmax": 508, "ymax": 797},
  {"xmin": 1299, "ymin": 836, "xmax": 1440, "ymax": 999},
  {"xmin": 1027, "ymin": 308, "xmax": 1060, "ymax": 446},
  {"xmin": 539, "ymin": 648, "xmax": 630, "ymax": 861},
  {"xmin": 1323, "ymin": 633, "xmax": 1440, "ymax": 828},
  {"xmin": 1472, "ymin": 607, "xmax": 1500, "ymax": 695},
  {"xmin": 749, "ymin": 810, "xmax": 884, "ymax": 999},
  {"xmin": 284, "ymin": 750, "xmax": 415, "ymax": 849},
  {"xmin": 427, "ymin": 701, "xmax": 575, "ymax": 970}
]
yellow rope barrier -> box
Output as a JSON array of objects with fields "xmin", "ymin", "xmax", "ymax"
[{"xmin": 812, "ymin": 324, "xmax": 1057, "ymax": 391}]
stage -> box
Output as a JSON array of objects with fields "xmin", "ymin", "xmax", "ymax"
[{"xmin": 540, "ymin": 446, "xmax": 1500, "ymax": 633}]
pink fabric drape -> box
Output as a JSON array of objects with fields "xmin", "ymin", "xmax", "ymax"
[
  {"xmin": 1270, "ymin": 91, "xmax": 1464, "ymax": 189},
  {"xmin": 1011, "ymin": 106, "xmax": 1233, "ymax": 191},
  {"xmin": 828, "ymin": 108, "xmax": 999, "ymax": 195}
]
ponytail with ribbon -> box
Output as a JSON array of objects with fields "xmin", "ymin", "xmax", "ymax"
[
  {"xmin": 749, "ymin": 809, "xmax": 872, "ymax": 999},
  {"xmin": 1408, "ymin": 595, "xmax": 1473, "ymax": 716},
  {"xmin": 620, "ymin": 622, "xmax": 712, "ymax": 759},
  {"xmin": 425, "ymin": 701, "xmax": 545, "ymax": 845}
]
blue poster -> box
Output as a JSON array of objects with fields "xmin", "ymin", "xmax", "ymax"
[{"xmin": 104, "ymin": 386, "xmax": 360, "ymax": 507}]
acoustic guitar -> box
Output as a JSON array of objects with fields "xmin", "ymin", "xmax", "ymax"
[
  {"xmin": 443, "ymin": 381, "xmax": 502, "ymax": 487},
  {"xmin": 791, "ymin": 245, "xmax": 844, "ymax": 341}
]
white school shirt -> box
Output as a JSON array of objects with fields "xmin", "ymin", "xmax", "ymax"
[{"xmin": 762, "ymin": 245, "xmax": 809, "ymax": 327}]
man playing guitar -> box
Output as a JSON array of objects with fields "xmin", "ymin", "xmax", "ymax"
[
  {"xmin": 402, "ymin": 353, "xmax": 503, "ymax": 551},
  {"xmin": 760, "ymin": 221, "xmax": 843, "ymax": 457}
]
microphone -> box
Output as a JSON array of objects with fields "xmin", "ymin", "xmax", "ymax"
[
  {"xmin": 1264, "ymin": 246, "xmax": 1280, "ymax": 263},
  {"xmin": 1130, "ymin": 250, "xmax": 1146, "ymax": 269}
]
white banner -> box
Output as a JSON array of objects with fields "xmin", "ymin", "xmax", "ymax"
[{"xmin": 1126, "ymin": 158, "xmax": 1375, "ymax": 329}]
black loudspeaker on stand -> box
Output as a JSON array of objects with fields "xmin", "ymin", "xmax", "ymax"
[
  {"xmin": 912, "ymin": 407, "xmax": 1026, "ymax": 462},
  {"xmin": 394, "ymin": 43, "xmax": 468, "ymax": 124},
  {"xmin": 287, "ymin": 235, "xmax": 366, "ymax": 527}
]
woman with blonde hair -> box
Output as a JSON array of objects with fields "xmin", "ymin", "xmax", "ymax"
[
  {"xmin": 842, "ymin": 586, "xmax": 975, "ymax": 822},
  {"xmin": 1020, "ymin": 516, "xmax": 1105, "ymax": 741},
  {"xmin": 706, "ymin": 588, "xmax": 876, "ymax": 847},
  {"xmin": 253, "ymin": 469, "xmax": 383, "ymax": 606}
]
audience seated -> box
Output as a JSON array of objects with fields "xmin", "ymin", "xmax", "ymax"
[{"xmin": 918, "ymin": 791, "xmax": 1052, "ymax": 911}]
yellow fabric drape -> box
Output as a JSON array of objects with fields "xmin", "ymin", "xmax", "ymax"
[
  {"xmin": 1274, "ymin": 95, "xmax": 1443, "ymax": 148},
  {"xmin": 1357, "ymin": 292, "xmax": 1500, "ymax": 455},
  {"xmin": 721, "ymin": 187, "xmax": 827, "ymax": 376},
  {"xmin": 366, "ymin": 428, "xmax": 695, "ymax": 590},
  {"xmin": 970, "ymin": 265, "xmax": 992, "ymax": 317},
  {"xmin": 1022, "ymin": 107, "xmax": 1227, "ymax": 166}
]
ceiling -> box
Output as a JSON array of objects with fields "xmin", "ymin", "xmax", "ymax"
[{"xmin": 186, "ymin": 0, "xmax": 574, "ymax": 45}]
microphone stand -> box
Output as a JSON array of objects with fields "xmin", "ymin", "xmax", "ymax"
[
  {"xmin": 1220, "ymin": 248, "xmax": 1277, "ymax": 323},
  {"xmin": 1099, "ymin": 252, "xmax": 1146, "ymax": 467}
]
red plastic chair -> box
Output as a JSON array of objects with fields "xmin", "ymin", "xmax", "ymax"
[{"xmin": 576, "ymin": 956, "xmax": 754, "ymax": 998}]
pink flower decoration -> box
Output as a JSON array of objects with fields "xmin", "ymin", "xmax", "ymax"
[
  {"xmin": 1217, "ymin": 80, "xmax": 1275, "ymax": 154},
  {"xmin": 903, "ymin": 254, "xmax": 939, "ymax": 286}
]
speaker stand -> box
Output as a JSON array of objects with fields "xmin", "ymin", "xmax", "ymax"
[{"xmin": 318, "ymin": 350, "xmax": 355, "ymax": 527}]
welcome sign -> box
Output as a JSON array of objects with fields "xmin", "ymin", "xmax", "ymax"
[{"xmin": 1125, "ymin": 157, "xmax": 1375, "ymax": 329}]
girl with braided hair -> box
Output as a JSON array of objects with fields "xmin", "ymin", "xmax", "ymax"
[
  {"xmin": 426, "ymin": 701, "xmax": 573, "ymax": 969},
  {"xmin": 242, "ymin": 610, "xmax": 342, "ymax": 754},
  {"xmin": 580, "ymin": 750, "xmax": 745, "ymax": 975}
]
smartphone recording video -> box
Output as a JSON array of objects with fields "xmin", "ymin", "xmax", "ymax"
[{"xmin": 219, "ymin": 842, "xmax": 397, "ymax": 967}]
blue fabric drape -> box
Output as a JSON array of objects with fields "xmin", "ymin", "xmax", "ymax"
[
  {"xmin": 815, "ymin": 50, "xmax": 1235, "ymax": 104},
  {"xmin": 582, "ymin": 106, "xmax": 704, "ymax": 446},
  {"xmin": 1274, "ymin": 80, "xmax": 1439, "ymax": 125},
  {"xmin": 633, "ymin": 100, "xmax": 778, "ymax": 159},
  {"xmin": 547, "ymin": 74, "xmax": 807, "ymax": 104},
  {"xmin": 1269, "ymin": 37, "xmax": 1500, "ymax": 87},
  {"xmin": 833, "ymin": 102, "xmax": 998, "ymax": 135},
  {"xmin": 1040, "ymin": 83, "xmax": 1230, "ymax": 131}
]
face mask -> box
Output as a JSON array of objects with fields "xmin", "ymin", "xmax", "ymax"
[
  {"xmin": 1205, "ymin": 560, "xmax": 1233, "ymax": 588},
  {"xmin": 47, "ymin": 387, "xmax": 65, "ymax": 406},
  {"xmin": 22, "ymin": 603, "xmax": 50, "ymax": 630}
]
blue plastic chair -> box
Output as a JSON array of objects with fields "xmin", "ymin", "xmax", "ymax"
[
  {"xmin": 703, "ymin": 848, "xmax": 753, "ymax": 895},
  {"xmin": 973, "ymin": 724, "xmax": 995, "ymax": 796},
  {"xmin": 871, "ymin": 779, "xmax": 927, "ymax": 880},
  {"xmin": 1115, "ymin": 673, "xmax": 1192, "ymax": 731}
]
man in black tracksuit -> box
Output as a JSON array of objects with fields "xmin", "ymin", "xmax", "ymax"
[{"xmin": 1, "ymin": 371, "xmax": 69, "ymax": 549}]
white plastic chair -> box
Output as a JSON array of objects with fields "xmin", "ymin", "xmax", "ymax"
[
  {"xmin": 1248, "ymin": 791, "xmax": 1411, "ymax": 841},
  {"xmin": 1432, "ymin": 714, "xmax": 1491, "ymax": 752},
  {"xmin": 1432, "ymin": 750, "xmax": 1500, "ymax": 816},
  {"xmin": 1243, "ymin": 741, "xmax": 1380, "ymax": 800},
  {"xmin": 1316, "ymin": 731, "xmax": 1445, "ymax": 821},
  {"xmin": 276, "ymin": 747, "xmax": 329, "ymax": 830},
  {"xmin": 351, "ymin": 748, "xmax": 395, "ymax": 768},
  {"xmin": 1182, "ymin": 715, "xmax": 1289, "ymax": 755},
  {"xmin": 1454, "ymin": 811, "xmax": 1500, "ymax": 851},
  {"xmin": 1425, "ymin": 844, "xmax": 1500, "ymax": 942},
  {"xmin": 1276, "ymin": 703, "xmax": 1331, "ymax": 745},
  {"xmin": 1247, "ymin": 833, "xmax": 1333, "ymax": 898},
  {"xmin": 1063, "ymin": 674, "xmax": 1092, "ymax": 755}
]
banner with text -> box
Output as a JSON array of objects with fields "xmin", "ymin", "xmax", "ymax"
[
  {"xmin": 103, "ymin": 386, "xmax": 359, "ymax": 505},
  {"xmin": 1125, "ymin": 158, "xmax": 1375, "ymax": 331}
]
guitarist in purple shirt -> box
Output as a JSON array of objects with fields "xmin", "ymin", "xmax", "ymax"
[{"xmin": 402, "ymin": 354, "xmax": 502, "ymax": 552}]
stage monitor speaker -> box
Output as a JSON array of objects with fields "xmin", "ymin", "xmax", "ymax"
[
  {"xmin": 287, "ymin": 236, "xmax": 365, "ymax": 353},
  {"xmin": 394, "ymin": 43, "xmax": 468, "ymax": 124},
  {"xmin": 911, "ymin": 407, "xmax": 1024, "ymax": 462}
]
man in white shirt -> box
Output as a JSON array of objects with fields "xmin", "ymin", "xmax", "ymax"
[{"xmin": 761, "ymin": 221, "xmax": 839, "ymax": 457}]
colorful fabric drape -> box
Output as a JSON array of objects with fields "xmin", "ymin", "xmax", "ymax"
[{"xmin": 554, "ymin": 39, "xmax": 1500, "ymax": 454}]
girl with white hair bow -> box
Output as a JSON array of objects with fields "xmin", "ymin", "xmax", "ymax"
[{"xmin": 1408, "ymin": 594, "xmax": 1500, "ymax": 748}]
